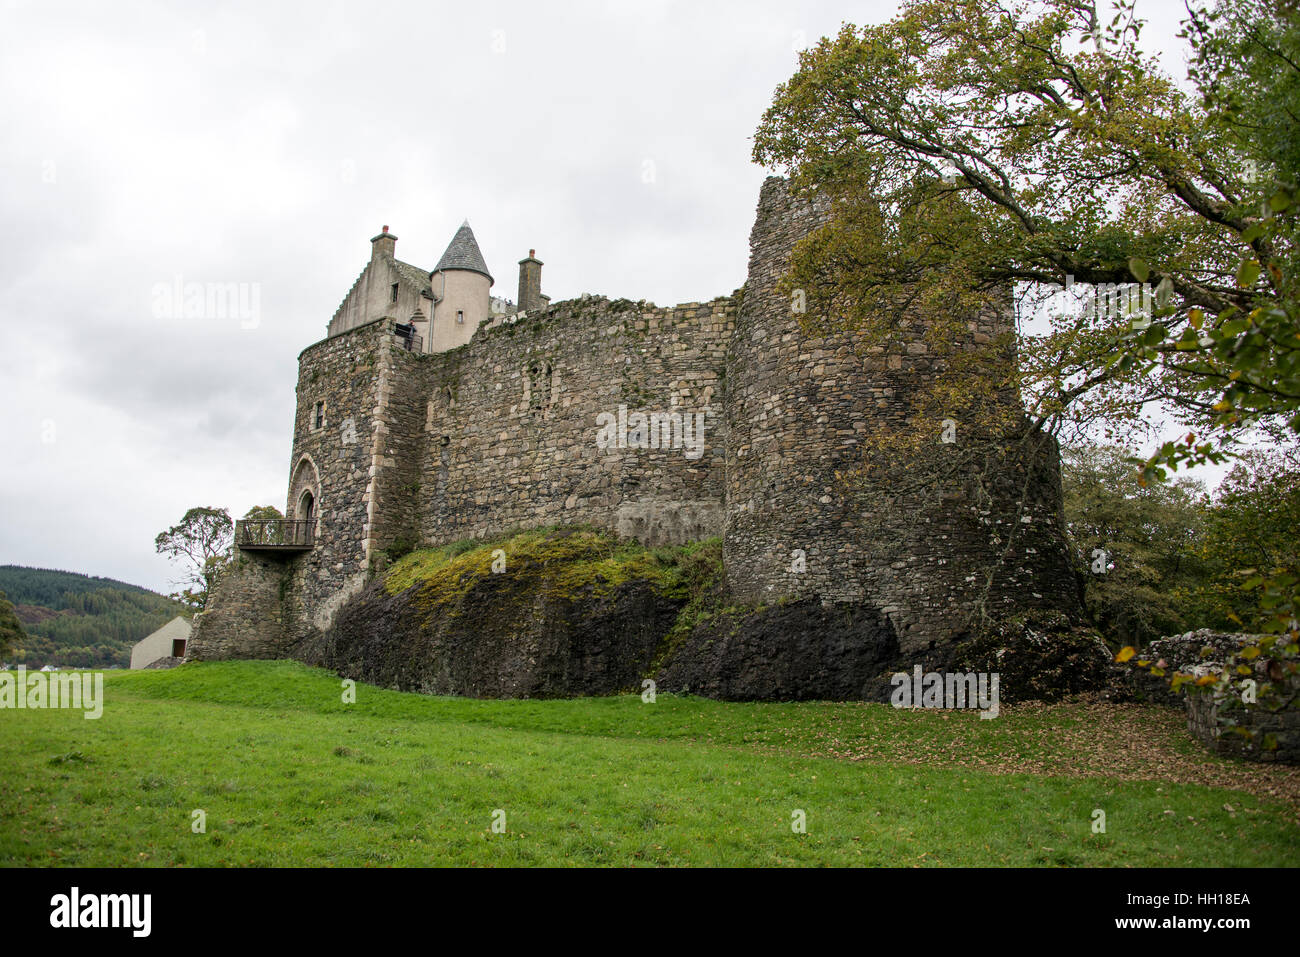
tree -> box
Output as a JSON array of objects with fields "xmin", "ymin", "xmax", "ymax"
[
  {"xmin": 753, "ymin": 0, "xmax": 1298, "ymax": 629},
  {"xmin": 153, "ymin": 505, "xmax": 286, "ymax": 610},
  {"xmin": 242, "ymin": 505, "xmax": 284, "ymax": 523},
  {"xmin": 752, "ymin": 0, "xmax": 1297, "ymax": 473},
  {"xmin": 1061, "ymin": 443, "xmax": 1220, "ymax": 644},
  {"xmin": 0, "ymin": 589, "xmax": 25, "ymax": 659},
  {"xmin": 751, "ymin": 0, "xmax": 1299, "ymax": 738},
  {"xmin": 237, "ymin": 504, "xmax": 287, "ymax": 545},
  {"xmin": 1195, "ymin": 451, "xmax": 1300, "ymax": 632},
  {"xmin": 155, "ymin": 507, "xmax": 233, "ymax": 610}
]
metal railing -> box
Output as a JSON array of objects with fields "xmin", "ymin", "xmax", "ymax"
[
  {"xmin": 394, "ymin": 324, "xmax": 423, "ymax": 352},
  {"xmin": 235, "ymin": 519, "xmax": 317, "ymax": 549}
]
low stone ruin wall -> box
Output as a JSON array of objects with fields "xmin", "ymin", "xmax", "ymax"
[{"xmin": 1150, "ymin": 629, "xmax": 1298, "ymax": 764}]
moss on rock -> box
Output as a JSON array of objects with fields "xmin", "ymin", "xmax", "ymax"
[
  {"xmin": 306, "ymin": 528, "xmax": 717, "ymax": 697},
  {"xmin": 303, "ymin": 526, "xmax": 1094, "ymax": 702}
]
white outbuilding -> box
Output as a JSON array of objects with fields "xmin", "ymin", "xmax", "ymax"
[{"xmin": 130, "ymin": 616, "xmax": 192, "ymax": 669}]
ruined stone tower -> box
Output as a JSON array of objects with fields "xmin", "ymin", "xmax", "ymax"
[{"xmin": 724, "ymin": 179, "xmax": 1079, "ymax": 655}]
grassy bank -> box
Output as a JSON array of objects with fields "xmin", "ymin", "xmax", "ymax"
[{"xmin": 1, "ymin": 660, "xmax": 1295, "ymax": 866}]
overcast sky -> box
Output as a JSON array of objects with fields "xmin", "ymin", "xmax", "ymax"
[{"xmin": 0, "ymin": 0, "xmax": 1206, "ymax": 594}]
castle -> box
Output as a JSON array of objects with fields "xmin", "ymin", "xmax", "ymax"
[
  {"xmin": 325, "ymin": 220, "xmax": 549, "ymax": 353},
  {"xmin": 189, "ymin": 178, "xmax": 1081, "ymax": 689}
]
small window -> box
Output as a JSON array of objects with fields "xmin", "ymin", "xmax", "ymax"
[
  {"xmin": 314, "ymin": 401, "xmax": 325, "ymax": 430},
  {"xmin": 172, "ymin": 639, "xmax": 187, "ymax": 657},
  {"xmin": 391, "ymin": 283, "xmax": 399, "ymax": 303},
  {"xmin": 528, "ymin": 362, "xmax": 553, "ymax": 412},
  {"xmin": 456, "ymin": 310, "xmax": 464, "ymax": 324}
]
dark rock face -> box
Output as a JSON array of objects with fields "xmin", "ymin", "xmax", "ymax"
[
  {"xmin": 943, "ymin": 610, "xmax": 1113, "ymax": 703},
  {"xmin": 301, "ymin": 575, "xmax": 685, "ymax": 699},
  {"xmin": 302, "ymin": 534, "xmax": 901, "ymax": 702},
  {"xmin": 658, "ymin": 598, "xmax": 899, "ymax": 701}
]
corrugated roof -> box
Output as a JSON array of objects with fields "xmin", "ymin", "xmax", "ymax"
[{"xmin": 434, "ymin": 220, "xmax": 493, "ymax": 283}]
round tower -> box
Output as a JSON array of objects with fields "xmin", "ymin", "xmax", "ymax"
[
  {"xmin": 430, "ymin": 220, "xmax": 492, "ymax": 352},
  {"xmin": 723, "ymin": 178, "xmax": 1080, "ymax": 654}
]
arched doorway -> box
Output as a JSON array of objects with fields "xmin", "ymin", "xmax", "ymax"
[
  {"xmin": 288, "ymin": 454, "xmax": 322, "ymax": 546},
  {"xmin": 298, "ymin": 489, "xmax": 315, "ymax": 524},
  {"xmin": 296, "ymin": 490, "xmax": 316, "ymax": 546}
]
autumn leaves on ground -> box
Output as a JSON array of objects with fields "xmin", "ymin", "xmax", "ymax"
[{"xmin": 1, "ymin": 661, "xmax": 1295, "ymax": 867}]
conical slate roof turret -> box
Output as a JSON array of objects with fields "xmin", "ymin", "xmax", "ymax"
[{"xmin": 434, "ymin": 220, "xmax": 493, "ymax": 283}]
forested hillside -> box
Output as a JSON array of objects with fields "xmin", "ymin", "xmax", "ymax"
[{"xmin": 0, "ymin": 566, "xmax": 188, "ymax": 669}]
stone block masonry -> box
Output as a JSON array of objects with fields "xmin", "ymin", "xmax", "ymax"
[
  {"xmin": 723, "ymin": 178, "xmax": 1080, "ymax": 654},
  {"xmin": 189, "ymin": 175, "xmax": 1084, "ymax": 683},
  {"xmin": 417, "ymin": 296, "xmax": 733, "ymax": 549},
  {"xmin": 1186, "ymin": 681, "xmax": 1300, "ymax": 763},
  {"xmin": 188, "ymin": 552, "xmax": 293, "ymax": 660},
  {"xmin": 1151, "ymin": 631, "xmax": 1300, "ymax": 764}
]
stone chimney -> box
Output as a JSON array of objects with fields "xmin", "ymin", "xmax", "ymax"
[
  {"xmin": 517, "ymin": 249, "xmax": 543, "ymax": 312},
  {"xmin": 371, "ymin": 225, "xmax": 397, "ymax": 262}
]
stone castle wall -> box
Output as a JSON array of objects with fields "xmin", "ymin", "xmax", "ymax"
[
  {"xmin": 1186, "ymin": 679, "xmax": 1300, "ymax": 764},
  {"xmin": 185, "ymin": 551, "xmax": 293, "ymax": 660},
  {"xmin": 193, "ymin": 294, "xmax": 737, "ymax": 656},
  {"xmin": 414, "ymin": 296, "xmax": 733, "ymax": 549},
  {"xmin": 284, "ymin": 321, "xmax": 391, "ymax": 643},
  {"xmin": 190, "ymin": 176, "xmax": 1082, "ymax": 668},
  {"xmin": 296, "ymin": 294, "xmax": 736, "ymax": 563}
]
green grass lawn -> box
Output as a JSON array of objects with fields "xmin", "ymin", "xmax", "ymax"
[{"xmin": 1, "ymin": 660, "xmax": 1296, "ymax": 866}]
